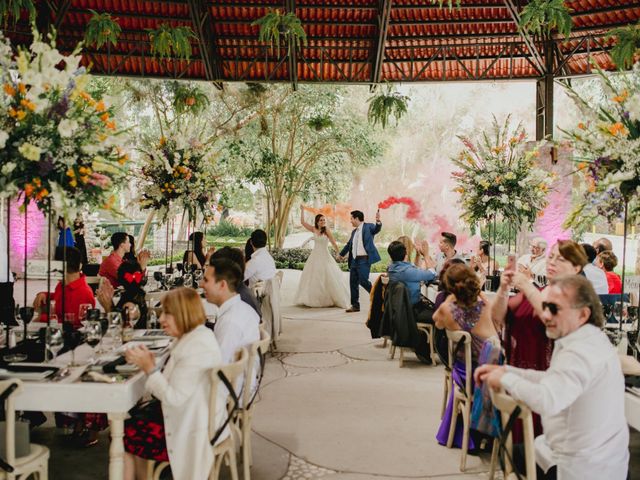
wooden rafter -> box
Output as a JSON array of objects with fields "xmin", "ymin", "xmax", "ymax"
[
  {"xmin": 370, "ymin": 0, "xmax": 393, "ymax": 88},
  {"xmin": 53, "ymin": 0, "xmax": 73, "ymax": 31},
  {"xmin": 503, "ymin": 0, "xmax": 546, "ymax": 75},
  {"xmin": 186, "ymin": 0, "xmax": 224, "ymax": 89},
  {"xmin": 285, "ymin": 0, "xmax": 298, "ymax": 90}
]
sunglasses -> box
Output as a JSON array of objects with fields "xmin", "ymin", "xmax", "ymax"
[{"xmin": 542, "ymin": 301, "xmax": 560, "ymax": 315}]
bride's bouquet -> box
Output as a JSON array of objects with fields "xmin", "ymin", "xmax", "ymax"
[{"xmin": 0, "ymin": 29, "xmax": 128, "ymax": 217}]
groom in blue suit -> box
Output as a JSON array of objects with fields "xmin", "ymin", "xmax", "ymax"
[{"xmin": 338, "ymin": 209, "xmax": 382, "ymax": 312}]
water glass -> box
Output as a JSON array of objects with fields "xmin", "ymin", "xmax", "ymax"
[
  {"xmin": 484, "ymin": 278, "xmax": 492, "ymax": 292},
  {"xmin": 45, "ymin": 324, "xmax": 64, "ymax": 363}
]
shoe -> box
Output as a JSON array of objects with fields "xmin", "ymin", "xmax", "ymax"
[
  {"xmin": 74, "ymin": 430, "xmax": 99, "ymax": 448},
  {"xmin": 345, "ymin": 307, "xmax": 360, "ymax": 313}
]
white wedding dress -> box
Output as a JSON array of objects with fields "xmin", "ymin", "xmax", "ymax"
[{"xmin": 295, "ymin": 234, "xmax": 349, "ymax": 308}]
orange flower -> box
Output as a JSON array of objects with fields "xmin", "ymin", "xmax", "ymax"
[
  {"xmin": 105, "ymin": 120, "xmax": 116, "ymax": 130},
  {"xmin": 33, "ymin": 178, "xmax": 42, "ymax": 187},
  {"xmin": 18, "ymin": 83, "xmax": 26, "ymax": 95},
  {"xmin": 36, "ymin": 188, "xmax": 49, "ymax": 201},
  {"xmin": 95, "ymin": 100, "xmax": 106, "ymax": 112},
  {"xmin": 69, "ymin": 179, "xmax": 77, "ymax": 188},
  {"xmin": 613, "ymin": 90, "xmax": 628, "ymax": 103},
  {"xmin": 79, "ymin": 175, "xmax": 89, "ymax": 184},
  {"xmin": 159, "ymin": 136, "xmax": 166, "ymax": 146},
  {"xmin": 24, "ymin": 184, "xmax": 34, "ymax": 198},
  {"xmin": 578, "ymin": 122, "xmax": 586, "ymax": 130},
  {"xmin": 608, "ymin": 122, "xmax": 628, "ymax": 137},
  {"xmin": 16, "ymin": 110, "xmax": 26, "ymax": 120},
  {"xmin": 80, "ymin": 91, "xmax": 92, "ymax": 102},
  {"xmin": 577, "ymin": 162, "xmax": 587, "ymax": 170},
  {"xmin": 100, "ymin": 112, "xmax": 110, "ymax": 122},
  {"xmin": 3, "ymin": 84, "xmax": 15, "ymax": 96},
  {"xmin": 20, "ymin": 99, "xmax": 36, "ymax": 111},
  {"xmin": 66, "ymin": 168, "xmax": 76, "ymax": 178},
  {"xmin": 8, "ymin": 108, "xmax": 17, "ymax": 118},
  {"xmin": 117, "ymin": 153, "xmax": 128, "ymax": 165}
]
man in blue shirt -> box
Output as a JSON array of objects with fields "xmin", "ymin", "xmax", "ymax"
[{"xmin": 387, "ymin": 240, "xmax": 437, "ymax": 323}]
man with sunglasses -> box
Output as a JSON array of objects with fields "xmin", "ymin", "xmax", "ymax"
[{"xmin": 475, "ymin": 275, "xmax": 629, "ymax": 480}]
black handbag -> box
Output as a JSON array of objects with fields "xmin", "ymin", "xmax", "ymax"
[{"xmin": 128, "ymin": 398, "xmax": 163, "ymax": 423}]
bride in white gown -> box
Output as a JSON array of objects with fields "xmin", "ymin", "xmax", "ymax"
[{"xmin": 295, "ymin": 205, "xmax": 349, "ymax": 308}]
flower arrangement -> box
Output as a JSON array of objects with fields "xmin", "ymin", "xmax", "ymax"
[
  {"xmin": 138, "ymin": 135, "xmax": 219, "ymax": 221},
  {"xmin": 561, "ymin": 62, "xmax": 640, "ymax": 229},
  {"xmin": 0, "ymin": 30, "xmax": 128, "ymax": 217},
  {"xmin": 451, "ymin": 116, "xmax": 553, "ymax": 229}
]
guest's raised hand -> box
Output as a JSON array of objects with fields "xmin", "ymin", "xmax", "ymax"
[
  {"xmin": 518, "ymin": 264, "xmax": 532, "ymax": 279},
  {"xmin": 96, "ymin": 280, "xmax": 115, "ymax": 312},
  {"xmin": 512, "ymin": 271, "xmax": 531, "ymax": 290},
  {"xmin": 124, "ymin": 344, "xmax": 155, "ymax": 374},
  {"xmin": 137, "ymin": 249, "xmax": 151, "ymax": 270},
  {"xmin": 473, "ymin": 364, "xmax": 503, "ymax": 387},
  {"xmin": 33, "ymin": 292, "xmax": 47, "ymax": 310},
  {"xmin": 375, "ymin": 208, "xmax": 381, "ymax": 223},
  {"xmin": 499, "ymin": 270, "xmax": 515, "ymax": 291}
]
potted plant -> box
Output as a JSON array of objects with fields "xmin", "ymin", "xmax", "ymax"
[
  {"xmin": 607, "ymin": 21, "xmax": 640, "ymax": 70},
  {"xmin": 84, "ymin": 10, "xmax": 121, "ymax": 49},
  {"xmin": 252, "ymin": 9, "xmax": 307, "ymax": 56},
  {"xmin": 519, "ymin": 0, "xmax": 573, "ymax": 39},
  {"xmin": 367, "ymin": 84, "xmax": 410, "ymax": 129},
  {"xmin": 0, "ymin": 0, "xmax": 35, "ymax": 26},
  {"xmin": 147, "ymin": 23, "xmax": 196, "ymax": 60}
]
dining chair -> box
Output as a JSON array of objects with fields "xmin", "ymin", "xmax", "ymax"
[
  {"xmin": 488, "ymin": 388, "xmax": 536, "ymax": 480},
  {"xmin": 147, "ymin": 349, "xmax": 249, "ymax": 480},
  {"xmin": 444, "ymin": 329, "xmax": 472, "ymax": 472},
  {"xmin": 0, "ymin": 379, "xmax": 49, "ymax": 480},
  {"xmin": 238, "ymin": 326, "xmax": 271, "ymax": 480}
]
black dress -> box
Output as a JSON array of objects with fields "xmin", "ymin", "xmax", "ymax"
[{"xmin": 73, "ymin": 220, "xmax": 88, "ymax": 265}]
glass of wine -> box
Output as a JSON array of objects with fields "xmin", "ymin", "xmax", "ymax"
[
  {"xmin": 85, "ymin": 321, "xmax": 102, "ymax": 364},
  {"xmin": 45, "ymin": 324, "xmax": 64, "ymax": 363}
]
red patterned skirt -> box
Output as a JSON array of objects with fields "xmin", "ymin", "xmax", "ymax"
[{"xmin": 123, "ymin": 401, "xmax": 169, "ymax": 462}]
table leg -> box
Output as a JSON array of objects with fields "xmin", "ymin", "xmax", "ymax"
[{"xmin": 108, "ymin": 412, "xmax": 126, "ymax": 480}]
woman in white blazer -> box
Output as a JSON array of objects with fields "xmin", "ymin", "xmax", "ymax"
[{"xmin": 123, "ymin": 287, "xmax": 223, "ymax": 480}]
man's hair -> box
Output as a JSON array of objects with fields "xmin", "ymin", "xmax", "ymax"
[
  {"xmin": 581, "ymin": 243, "xmax": 598, "ymax": 263},
  {"xmin": 350, "ymin": 210, "xmax": 364, "ymax": 222},
  {"xmin": 549, "ymin": 274, "xmax": 604, "ymax": 328},
  {"xmin": 54, "ymin": 246, "xmax": 82, "ymax": 273},
  {"xmin": 594, "ymin": 237, "xmax": 613, "ymax": 254},
  {"xmin": 209, "ymin": 258, "xmax": 243, "ymax": 292},
  {"xmin": 597, "ymin": 250, "xmax": 618, "ymax": 272},
  {"xmin": 479, "ymin": 240, "xmax": 491, "ymax": 256},
  {"xmin": 250, "ymin": 229, "xmax": 267, "ymax": 249},
  {"xmin": 441, "ymin": 232, "xmax": 457, "ymax": 248},
  {"xmin": 111, "ymin": 232, "xmax": 129, "ymax": 251},
  {"xmin": 211, "ymin": 246, "xmax": 246, "ymax": 273},
  {"xmin": 387, "ymin": 241, "xmax": 407, "ymax": 262},
  {"xmin": 531, "ymin": 236, "xmax": 548, "ymax": 249}
]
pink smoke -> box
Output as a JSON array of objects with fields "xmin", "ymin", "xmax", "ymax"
[{"xmin": 378, "ymin": 196, "xmax": 429, "ymax": 226}]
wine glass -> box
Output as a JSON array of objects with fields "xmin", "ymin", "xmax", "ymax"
[
  {"xmin": 85, "ymin": 321, "xmax": 103, "ymax": 363},
  {"xmin": 78, "ymin": 304, "xmax": 92, "ymax": 329},
  {"xmin": 106, "ymin": 312, "xmax": 123, "ymax": 351},
  {"xmin": 45, "ymin": 324, "xmax": 64, "ymax": 363}
]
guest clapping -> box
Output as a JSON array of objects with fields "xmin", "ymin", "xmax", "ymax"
[{"xmin": 183, "ymin": 231, "xmax": 216, "ymax": 270}]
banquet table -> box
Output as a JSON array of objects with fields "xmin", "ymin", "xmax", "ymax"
[{"xmin": 13, "ymin": 338, "xmax": 170, "ymax": 480}]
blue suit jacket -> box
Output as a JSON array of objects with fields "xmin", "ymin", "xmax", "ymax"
[{"xmin": 340, "ymin": 222, "xmax": 382, "ymax": 267}]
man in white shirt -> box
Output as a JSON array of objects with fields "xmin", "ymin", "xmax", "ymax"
[
  {"xmin": 434, "ymin": 232, "xmax": 462, "ymax": 274},
  {"xmin": 580, "ymin": 243, "xmax": 608, "ymax": 295},
  {"xmin": 475, "ymin": 275, "xmax": 629, "ymax": 480},
  {"xmin": 517, "ymin": 236, "xmax": 548, "ymax": 279},
  {"xmin": 244, "ymin": 229, "xmax": 276, "ymax": 288}
]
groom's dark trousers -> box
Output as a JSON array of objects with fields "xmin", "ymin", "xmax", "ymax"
[{"xmin": 350, "ymin": 256, "xmax": 372, "ymax": 310}]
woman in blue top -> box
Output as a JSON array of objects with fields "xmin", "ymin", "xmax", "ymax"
[{"xmin": 56, "ymin": 217, "xmax": 74, "ymax": 248}]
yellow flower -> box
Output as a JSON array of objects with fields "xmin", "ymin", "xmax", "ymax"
[
  {"xmin": 18, "ymin": 143, "xmax": 42, "ymax": 161},
  {"xmin": 16, "ymin": 110, "xmax": 26, "ymax": 120},
  {"xmin": 95, "ymin": 100, "xmax": 106, "ymax": 112},
  {"xmin": 66, "ymin": 168, "xmax": 76, "ymax": 178},
  {"xmin": 18, "ymin": 83, "xmax": 26, "ymax": 95},
  {"xmin": 16, "ymin": 52, "xmax": 28, "ymax": 74},
  {"xmin": 3, "ymin": 84, "xmax": 15, "ymax": 96},
  {"xmin": 69, "ymin": 179, "xmax": 77, "ymax": 188},
  {"xmin": 20, "ymin": 99, "xmax": 36, "ymax": 111}
]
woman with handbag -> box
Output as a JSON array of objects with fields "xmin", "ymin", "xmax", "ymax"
[{"xmin": 123, "ymin": 287, "xmax": 224, "ymax": 480}]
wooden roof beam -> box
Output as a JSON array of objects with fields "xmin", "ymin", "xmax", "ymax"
[
  {"xmin": 503, "ymin": 0, "xmax": 545, "ymax": 75},
  {"xmin": 285, "ymin": 0, "xmax": 298, "ymax": 91},
  {"xmin": 187, "ymin": 0, "xmax": 224, "ymax": 89},
  {"xmin": 53, "ymin": 0, "xmax": 73, "ymax": 31},
  {"xmin": 370, "ymin": 0, "xmax": 393, "ymax": 89}
]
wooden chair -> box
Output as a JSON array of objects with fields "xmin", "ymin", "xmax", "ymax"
[
  {"xmin": 488, "ymin": 389, "xmax": 537, "ymax": 480},
  {"xmin": 238, "ymin": 326, "xmax": 271, "ymax": 480},
  {"xmin": 444, "ymin": 329, "xmax": 473, "ymax": 472},
  {"xmin": 389, "ymin": 323, "xmax": 437, "ymax": 367},
  {"xmin": 0, "ymin": 379, "xmax": 49, "ymax": 480},
  {"xmin": 148, "ymin": 349, "xmax": 249, "ymax": 480}
]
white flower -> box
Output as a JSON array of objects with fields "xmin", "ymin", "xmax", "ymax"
[
  {"xmin": 1, "ymin": 162, "xmax": 16, "ymax": 175},
  {"xmin": 627, "ymin": 93, "xmax": 640, "ymax": 123},
  {"xmin": 500, "ymin": 194, "xmax": 508, "ymax": 204},
  {"xmin": 514, "ymin": 199, "xmax": 522, "ymax": 209},
  {"xmin": 57, "ymin": 119, "xmax": 78, "ymax": 138},
  {"xmin": 481, "ymin": 195, "xmax": 490, "ymax": 203},
  {"xmin": 0, "ymin": 130, "xmax": 8, "ymax": 149},
  {"xmin": 498, "ymin": 185, "xmax": 505, "ymax": 192},
  {"xmin": 18, "ymin": 142, "xmax": 42, "ymax": 161}
]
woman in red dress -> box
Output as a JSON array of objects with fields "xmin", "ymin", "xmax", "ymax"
[
  {"xmin": 596, "ymin": 250, "xmax": 622, "ymax": 294},
  {"xmin": 491, "ymin": 240, "xmax": 588, "ymax": 438}
]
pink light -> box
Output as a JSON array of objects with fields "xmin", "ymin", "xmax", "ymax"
[{"xmin": 8, "ymin": 200, "xmax": 47, "ymax": 273}]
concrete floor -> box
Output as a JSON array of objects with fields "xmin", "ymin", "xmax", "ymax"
[{"xmin": 24, "ymin": 270, "xmax": 640, "ymax": 479}]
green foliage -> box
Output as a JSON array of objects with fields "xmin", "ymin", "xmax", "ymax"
[
  {"xmin": 171, "ymin": 82, "xmax": 210, "ymax": 115},
  {"xmin": 307, "ymin": 114, "xmax": 333, "ymax": 131},
  {"xmin": 252, "ymin": 9, "xmax": 307, "ymax": 54},
  {"xmin": 271, "ymin": 248, "xmax": 312, "ymax": 268},
  {"xmin": 519, "ymin": 0, "xmax": 573, "ymax": 39},
  {"xmin": 367, "ymin": 84, "xmax": 410, "ymax": 129},
  {"xmin": 0, "ymin": 0, "xmax": 35, "ymax": 26},
  {"xmin": 426, "ymin": 0, "xmax": 461, "ymax": 9},
  {"xmin": 207, "ymin": 220, "xmax": 253, "ymax": 238},
  {"xmin": 84, "ymin": 10, "xmax": 121, "ymax": 48},
  {"xmin": 147, "ymin": 24, "xmax": 196, "ymax": 60},
  {"xmin": 606, "ymin": 22, "xmax": 640, "ymax": 70}
]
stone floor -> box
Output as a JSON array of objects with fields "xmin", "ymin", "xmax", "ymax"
[{"xmin": 25, "ymin": 270, "xmax": 640, "ymax": 479}]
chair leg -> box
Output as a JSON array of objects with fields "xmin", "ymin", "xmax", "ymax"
[
  {"xmin": 441, "ymin": 373, "xmax": 449, "ymax": 419},
  {"xmin": 243, "ymin": 418, "xmax": 252, "ymax": 480},
  {"xmin": 399, "ymin": 348, "xmax": 404, "ymax": 367},
  {"xmin": 428, "ymin": 326, "xmax": 438, "ymax": 365},
  {"xmin": 382, "ymin": 338, "xmax": 388, "ymax": 348},
  {"xmin": 460, "ymin": 400, "xmax": 471, "ymax": 472},
  {"xmin": 228, "ymin": 448, "xmax": 239, "ymax": 480},
  {"xmin": 446, "ymin": 396, "xmax": 459, "ymax": 448},
  {"xmin": 389, "ymin": 344, "xmax": 396, "ymax": 360},
  {"xmin": 488, "ymin": 437, "xmax": 499, "ymax": 480}
]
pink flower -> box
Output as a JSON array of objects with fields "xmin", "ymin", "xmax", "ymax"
[{"xmin": 89, "ymin": 172, "xmax": 110, "ymax": 188}]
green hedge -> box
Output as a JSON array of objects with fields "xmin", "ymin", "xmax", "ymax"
[{"xmin": 272, "ymin": 247, "xmax": 388, "ymax": 273}]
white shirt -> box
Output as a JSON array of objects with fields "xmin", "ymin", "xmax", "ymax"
[
  {"xmin": 351, "ymin": 225, "xmax": 366, "ymax": 257},
  {"xmin": 0, "ymin": 225, "xmax": 14, "ymax": 283},
  {"xmin": 583, "ymin": 263, "xmax": 609, "ymax": 295},
  {"xmin": 501, "ymin": 324, "xmax": 629, "ymax": 479},
  {"xmin": 244, "ymin": 247, "xmax": 276, "ymax": 287},
  {"xmin": 435, "ymin": 251, "xmax": 462, "ymax": 274},
  {"xmin": 517, "ymin": 253, "xmax": 547, "ymax": 277}
]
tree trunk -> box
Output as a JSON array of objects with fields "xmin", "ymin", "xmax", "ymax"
[{"xmin": 138, "ymin": 210, "xmax": 156, "ymax": 249}]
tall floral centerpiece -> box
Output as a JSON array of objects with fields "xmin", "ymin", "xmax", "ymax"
[
  {"xmin": 452, "ymin": 116, "xmax": 553, "ymax": 233},
  {"xmin": 0, "ymin": 30, "xmax": 128, "ymax": 217},
  {"xmin": 562, "ymin": 63, "xmax": 640, "ymax": 230},
  {"xmin": 138, "ymin": 135, "xmax": 219, "ymax": 221}
]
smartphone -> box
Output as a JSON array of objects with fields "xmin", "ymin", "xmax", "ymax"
[{"xmin": 506, "ymin": 253, "xmax": 516, "ymax": 272}]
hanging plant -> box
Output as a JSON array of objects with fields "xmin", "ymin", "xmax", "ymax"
[
  {"xmin": 0, "ymin": 0, "xmax": 35, "ymax": 26},
  {"xmin": 367, "ymin": 84, "xmax": 409, "ymax": 129},
  {"xmin": 426, "ymin": 0, "xmax": 461, "ymax": 9},
  {"xmin": 251, "ymin": 9, "xmax": 307, "ymax": 55},
  {"xmin": 606, "ymin": 22, "xmax": 640, "ymax": 70},
  {"xmin": 519, "ymin": 0, "xmax": 573, "ymax": 39},
  {"xmin": 171, "ymin": 82, "xmax": 210, "ymax": 115},
  {"xmin": 147, "ymin": 24, "xmax": 196, "ymax": 60},
  {"xmin": 84, "ymin": 10, "xmax": 121, "ymax": 49},
  {"xmin": 307, "ymin": 115, "xmax": 333, "ymax": 131}
]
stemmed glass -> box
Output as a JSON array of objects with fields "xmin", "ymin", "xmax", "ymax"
[
  {"xmin": 45, "ymin": 324, "xmax": 64, "ymax": 363},
  {"xmin": 79, "ymin": 304, "xmax": 92, "ymax": 329},
  {"xmin": 85, "ymin": 321, "xmax": 103, "ymax": 364},
  {"xmin": 106, "ymin": 312, "xmax": 123, "ymax": 351}
]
